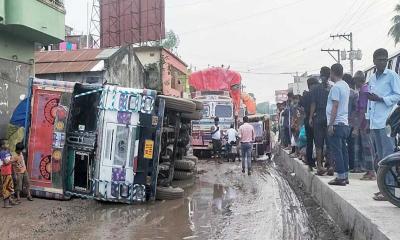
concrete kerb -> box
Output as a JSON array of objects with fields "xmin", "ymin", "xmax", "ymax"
[{"xmin": 278, "ymin": 147, "xmax": 393, "ymax": 240}]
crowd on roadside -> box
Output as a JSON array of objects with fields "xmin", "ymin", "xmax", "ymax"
[{"xmin": 277, "ymin": 48, "xmax": 400, "ymax": 201}]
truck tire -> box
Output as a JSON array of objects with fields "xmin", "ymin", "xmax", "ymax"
[
  {"xmin": 172, "ymin": 178, "xmax": 195, "ymax": 189},
  {"xmin": 181, "ymin": 111, "xmax": 202, "ymax": 121},
  {"xmin": 174, "ymin": 170, "xmax": 194, "ymax": 180},
  {"xmin": 174, "ymin": 159, "xmax": 196, "ymax": 171},
  {"xmin": 192, "ymin": 100, "xmax": 204, "ymax": 110},
  {"xmin": 183, "ymin": 155, "xmax": 198, "ymax": 164},
  {"xmin": 156, "ymin": 186, "xmax": 184, "ymax": 200},
  {"xmin": 159, "ymin": 95, "xmax": 196, "ymax": 113}
]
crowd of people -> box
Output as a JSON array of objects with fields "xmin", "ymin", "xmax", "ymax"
[{"xmin": 277, "ymin": 48, "xmax": 400, "ymax": 201}]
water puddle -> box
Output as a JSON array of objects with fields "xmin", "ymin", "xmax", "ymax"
[{"xmin": 62, "ymin": 161, "xmax": 314, "ymax": 240}]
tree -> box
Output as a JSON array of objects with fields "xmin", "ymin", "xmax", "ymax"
[
  {"xmin": 161, "ymin": 30, "xmax": 180, "ymax": 51},
  {"xmin": 152, "ymin": 30, "xmax": 180, "ymax": 53},
  {"xmin": 389, "ymin": 4, "xmax": 400, "ymax": 45}
]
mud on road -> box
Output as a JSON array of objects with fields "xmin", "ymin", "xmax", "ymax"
[{"xmin": 0, "ymin": 157, "xmax": 348, "ymax": 240}]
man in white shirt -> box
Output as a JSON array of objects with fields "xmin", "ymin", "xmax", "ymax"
[
  {"xmin": 211, "ymin": 117, "xmax": 222, "ymax": 162},
  {"xmin": 225, "ymin": 124, "xmax": 238, "ymax": 162}
]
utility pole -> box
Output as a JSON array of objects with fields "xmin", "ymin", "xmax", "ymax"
[
  {"xmin": 330, "ymin": 33, "xmax": 354, "ymax": 75},
  {"xmin": 321, "ymin": 49, "xmax": 341, "ymax": 63}
]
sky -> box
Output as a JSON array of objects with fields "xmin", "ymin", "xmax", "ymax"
[{"xmin": 65, "ymin": 0, "xmax": 399, "ymax": 103}]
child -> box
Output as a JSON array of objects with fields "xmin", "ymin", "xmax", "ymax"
[
  {"xmin": 12, "ymin": 142, "xmax": 33, "ymax": 202},
  {"xmin": 0, "ymin": 139, "xmax": 17, "ymax": 208}
]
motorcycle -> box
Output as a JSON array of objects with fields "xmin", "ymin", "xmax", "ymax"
[{"xmin": 377, "ymin": 105, "xmax": 400, "ymax": 207}]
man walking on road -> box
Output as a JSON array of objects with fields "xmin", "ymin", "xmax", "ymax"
[
  {"xmin": 239, "ymin": 116, "xmax": 255, "ymax": 175},
  {"xmin": 326, "ymin": 63, "xmax": 350, "ymax": 186},
  {"xmin": 366, "ymin": 48, "xmax": 400, "ymax": 201}
]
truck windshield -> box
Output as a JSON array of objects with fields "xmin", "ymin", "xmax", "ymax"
[
  {"xmin": 215, "ymin": 105, "xmax": 233, "ymax": 118},
  {"xmin": 202, "ymin": 104, "xmax": 210, "ymax": 118}
]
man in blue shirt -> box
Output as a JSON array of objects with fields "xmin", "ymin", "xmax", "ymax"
[
  {"xmin": 366, "ymin": 48, "xmax": 400, "ymax": 200},
  {"xmin": 326, "ymin": 63, "xmax": 350, "ymax": 186}
]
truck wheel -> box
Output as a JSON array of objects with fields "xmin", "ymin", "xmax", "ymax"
[
  {"xmin": 192, "ymin": 100, "xmax": 204, "ymax": 110},
  {"xmin": 172, "ymin": 178, "xmax": 195, "ymax": 189},
  {"xmin": 158, "ymin": 95, "xmax": 196, "ymax": 113},
  {"xmin": 184, "ymin": 155, "xmax": 198, "ymax": 164},
  {"xmin": 181, "ymin": 111, "xmax": 202, "ymax": 121},
  {"xmin": 174, "ymin": 160, "xmax": 196, "ymax": 171},
  {"xmin": 156, "ymin": 186, "xmax": 184, "ymax": 200},
  {"xmin": 174, "ymin": 170, "xmax": 194, "ymax": 180}
]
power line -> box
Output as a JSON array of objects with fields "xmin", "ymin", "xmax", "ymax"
[{"xmin": 181, "ymin": 0, "xmax": 306, "ymax": 35}]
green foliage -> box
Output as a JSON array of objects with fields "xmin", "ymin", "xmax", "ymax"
[
  {"xmin": 256, "ymin": 102, "xmax": 269, "ymax": 114},
  {"xmin": 162, "ymin": 30, "xmax": 180, "ymax": 51},
  {"xmin": 389, "ymin": 4, "xmax": 400, "ymax": 45}
]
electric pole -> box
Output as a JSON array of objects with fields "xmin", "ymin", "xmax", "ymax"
[
  {"xmin": 321, "ymin": 49, "xmax": 341, "ymax": 63},
  {"xmin": 330, "ymin": 33, "xmax": 354, "ymax": 75}
]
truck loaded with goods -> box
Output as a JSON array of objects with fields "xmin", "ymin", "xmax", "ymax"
[{"xmin": 188, "ymin": 67, "xmax": 257, "ymax": 157}]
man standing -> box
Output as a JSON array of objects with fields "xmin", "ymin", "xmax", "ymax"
[
  {"xmin": 353, "ymin": 71, "xmax": 375, "ymax": 181},
  {"xmin": 343, "ymin": 74, "xmax": 359, "ymax": 172},
  {"xmin": 225, "ymin": 124, "xmax": 238, "ymax": 161},
  {"xmin": 282, "ymin": 92, "xmax": 294, "ymax": 149},
  {"xmin": 300, "ymin": 77, "xmax": 319, "ymax": 171},
  {"xmin": 309, "ymin": 67, "xmax": 332, "ymax": 175},
  {"xmin": 239, "ymin": 116, "xmax": 255, "ymax": 175},
  {"xmin": 326, "ymin": 63, "xmax": 350, "ymax": 186},
  {"xmin": 211, "ymin": 117, "xmax": 222, "ymax": 162},
  {"xmin": 366, "ymin": 48, "xmax": 400, "ymax": 200}
]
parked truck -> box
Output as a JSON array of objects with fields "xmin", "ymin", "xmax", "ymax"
[{"xmin": 188, "ymin": 68, "xmax": 242, "ymax": 157}]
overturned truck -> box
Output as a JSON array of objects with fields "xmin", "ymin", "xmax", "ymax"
[{"xmin": 26, "ymin": 78, "xmax": 201, "ymax": 203}]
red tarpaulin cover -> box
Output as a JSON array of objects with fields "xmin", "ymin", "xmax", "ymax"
[
  {"xmin": 241, "ymin": 92, "xmax": 256, "ymax": 115},
  {"xmin": 189, "ymin": 67, "xmax": 242, "ymax": 115}
]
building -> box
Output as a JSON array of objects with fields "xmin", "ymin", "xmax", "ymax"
[
  {"xmin": 134, "ymin": 46, "xmax": 189, "ymax": 98},
  {"xmin": 35, "ymin": 46, "xmax": 189, "ymax": 98},
  {"xmin": 35, "ymin": 47, "xmax": 145, "ymax": 89},
  {"xmin": 0, "ymin": 0, "xmax": 65, "ymax": 137}
]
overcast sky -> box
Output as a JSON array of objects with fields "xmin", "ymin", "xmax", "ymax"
[{"xmin": 65, "ymin": 0, "xmax": 399, "ymax": 103}]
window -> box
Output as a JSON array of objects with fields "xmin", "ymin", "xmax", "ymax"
[
  {"xmin": 103, "ymin": 124, "xmax": 138, "ymax": 168},
  {"xmin": 114, "ymin": 126, "xmax": 129, "ymax": 166},
  {"xmin": 215, "ymin": 105, "xmax": 233, "ymax": 118},
  {"xmin": 202, "ymin": 104, "xmax": 210, "ymax": 118}
]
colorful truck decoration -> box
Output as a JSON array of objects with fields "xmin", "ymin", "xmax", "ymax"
[{"xmin": 26, "ymin": 79, "xmax": 164, "ymax": 203}]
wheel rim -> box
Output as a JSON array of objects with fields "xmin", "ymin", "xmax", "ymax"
[{"xmin": 379, "ymin": 165, "xmax": 400, "ymax": 204}]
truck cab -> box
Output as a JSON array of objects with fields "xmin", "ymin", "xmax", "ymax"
[{"xmin": 191, "ymin": 91, "xmax": 234, "ymax": 156}]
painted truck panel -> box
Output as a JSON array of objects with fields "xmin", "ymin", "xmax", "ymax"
[{"xmin": 27, "ymin": 79, "xmax": 75, "ymax": 199}]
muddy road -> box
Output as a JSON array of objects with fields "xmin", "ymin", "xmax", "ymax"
[{"xmin": 0, "ymin": 158, "xmax": 347, "ymax": 240}]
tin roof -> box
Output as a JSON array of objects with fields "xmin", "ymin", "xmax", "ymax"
[{"xmin": 35, "ymin": 48, "xmax": 120, "ymax": 74}]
